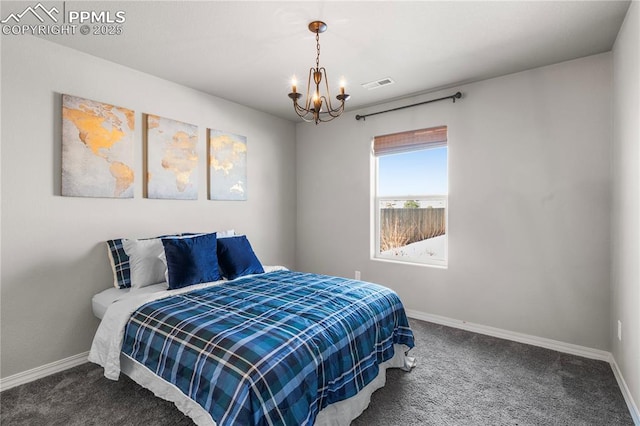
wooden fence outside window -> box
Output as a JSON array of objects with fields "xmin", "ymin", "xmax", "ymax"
[{"xmin": 380, "ymin": 207, "xmax": 446, "ymax": 251}]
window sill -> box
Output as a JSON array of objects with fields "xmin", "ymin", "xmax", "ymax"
[{"xmin": 371, "ymin": 256, "xmax": 448, "ymax": 269}]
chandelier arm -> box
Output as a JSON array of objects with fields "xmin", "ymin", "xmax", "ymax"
[
  {"xmin": 313, "ymin": 101, "xmax": 344, "ymax": 121},
  {"xmin": 317, "ymin": 113, "xmax": 339, "ymax": 123},
  {"xmin": 323, "ymin": 104, "xmax": 345, "ymax": 119},
  {"xmin": 318, "ymin": 92, "xmax": 344, "ymax": 117},
  {"xmin": 293, "ymin": 103, "xmax": 315, "ymax": 120},
  {"xmin": 304, "ymin": 67, "xmax": 315, "ymax": 111},
  {"xmin": 292, "ymin": 103, "xmax": 306, "ymax": 116},
  {"xmin": 320, "ymin": 69, "xmax": 340, "ymax": 113},
  {"xmin": 291, "ymin": 97, "xmax": 312, "ymax": 117},
  {"xmin": 298, "ymin": 114, "xmax": 319, "ymax": 123},
  {"xmin": 320, "ymin": 70, "xmax": 334, "ymax": 112}
]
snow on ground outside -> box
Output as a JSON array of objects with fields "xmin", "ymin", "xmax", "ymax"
[{"xmin": 379, "ymin": 235, "xmax": 446, "ymax": 263}]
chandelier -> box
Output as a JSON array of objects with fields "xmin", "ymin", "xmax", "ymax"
[{"xmin": 288, "ymin": 21, "xmax": 350, "ymax": 124}]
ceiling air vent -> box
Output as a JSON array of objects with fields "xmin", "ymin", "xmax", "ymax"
[{"xmin": 361, "ymin": 77, "xmax": 395, "ymax": 90}]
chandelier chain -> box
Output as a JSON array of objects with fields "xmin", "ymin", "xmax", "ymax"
[{"xmin": 316, "ymin": 32, "xmax": 320, "ymax": 69}]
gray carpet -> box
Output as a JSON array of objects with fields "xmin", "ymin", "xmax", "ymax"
[{"xmin": 1, "ymin": 319, "xmax": 633, "ymax": 425}]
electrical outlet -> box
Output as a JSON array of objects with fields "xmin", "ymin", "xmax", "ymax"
[
  {"xmin": 618, "ymin": 320, "xmax": 622, "ymax": 341},
  {"xmin": 355, "ymin": 270, "xmax": 361, "ymax": 280}
]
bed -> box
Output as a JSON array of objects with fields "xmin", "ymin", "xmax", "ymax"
[{"xmin": 90, "ymin": 233, "xmax": 415, "ymax": 426}]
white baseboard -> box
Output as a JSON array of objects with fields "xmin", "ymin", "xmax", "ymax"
[
  {"xmin": 0, "ymin": 351, "xmax": 89, "ymax": 392},
  {"xmin": 610, "ymin": 356, "xmax": 640, "ymax": 425},
  {"xmin": 406, "ymin": 309, "xmax": 639, "ymax": 424},
  {"xmin": 406, "ymin": 309, "xmax": 612, "ymax": 361}
]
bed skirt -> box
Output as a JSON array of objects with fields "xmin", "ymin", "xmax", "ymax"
[{"xmin": 120, "ymin": 344, "xmax": 416, "ymax": 426}]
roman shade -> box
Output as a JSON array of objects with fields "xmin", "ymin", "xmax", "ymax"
[{"xmin": 373, "ymin": 125, "xmax": 447, "ymax": 156}]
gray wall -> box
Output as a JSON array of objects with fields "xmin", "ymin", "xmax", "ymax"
[
  {"xmin": 296, "ymin": 53, "xmax": 613, "ymax": 351},
  {"xmin": 0, "ymin": 36, "xmax": 297, "ymax": 378},
  {"xmin": 612, "ymin": 1, "xmax": 640, "ymax": 413}
]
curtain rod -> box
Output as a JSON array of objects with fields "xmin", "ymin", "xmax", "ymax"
[{"xmin": 355, "ymin": 91, "xmax": 462, "ymax": 121}]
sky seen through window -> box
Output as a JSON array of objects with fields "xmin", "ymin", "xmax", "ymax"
[{"xmin": 377, "ymin": 147, "xmax": 447, "ymax": 196}]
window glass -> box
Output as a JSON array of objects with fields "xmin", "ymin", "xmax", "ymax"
[{"xmin": 374, "ymin": 130, "xmax": 448, "ymax": 267}]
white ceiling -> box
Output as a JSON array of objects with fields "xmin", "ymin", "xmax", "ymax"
[{"xmin": 38, "ymin": 1, "xmax": 630, "ymax": 122}]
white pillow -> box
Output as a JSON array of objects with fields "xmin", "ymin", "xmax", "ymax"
[
  {"xmin": 123, "ymin": 238, "xmax": 167, "ymax": 289},
  {"xmin": 218, "ymin": 229, "xmax": 235, "ymax": 238},
  {"xmin": 181, "ymin": 229, "xmax": 235, "ymax": 238}
]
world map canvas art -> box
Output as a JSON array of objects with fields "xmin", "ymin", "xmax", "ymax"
[
  {"xmin": 208, "ymin": 129, "xmax": 247, "ymax": 201},
  {"xmin": 145, "ymin": 114, "xmax": 198, "ymax": 200},
  {"xmin": 62, "ymin": 94, "xmax": 135, "ymax": 198}
]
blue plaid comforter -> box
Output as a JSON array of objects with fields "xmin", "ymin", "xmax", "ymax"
[{"xmin": 122, "ymin": 270, "xmax": 414, "ymax": 425}]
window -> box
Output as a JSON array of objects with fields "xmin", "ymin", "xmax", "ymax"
[{"xmin": 373, "ymin": 126, "xmax": 448, "ymax": 267}]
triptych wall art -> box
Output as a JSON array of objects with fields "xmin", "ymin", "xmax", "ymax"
[
  {"xmin": 61, "ymin": 94, "xmax": 248, "ymax": 201},
  {"xmin": 145, "ymin": 114, "xmax": 199, "ymax": 200},
  {"xmin": 61, "ymin": 94, "xmax": 135, "ymax": 198},
  {"xmin": 208, "ymin": 129, "xmax": 247, "ymax": 201}
]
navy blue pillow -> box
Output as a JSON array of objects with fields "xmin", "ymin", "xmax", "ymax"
[
  {"xmin": 162, "ymin": 233, "xmax": 221, "ymax": 290},
  {"xmin": 217, "ymin": 235, "xmax": 264, "ymax": 280}
]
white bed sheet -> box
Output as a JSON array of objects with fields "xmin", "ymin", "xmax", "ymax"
[
  {"xmin": 91, "ymin": 265, "xmax": 286, "ymax": 320},
  {"xmin": 92, "ymin": 283, "xmax": 168, "ymax": 319}
]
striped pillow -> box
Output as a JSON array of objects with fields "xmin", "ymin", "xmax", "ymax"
[{"xmin": 106, "ymin": 239, "xmax": 131, "ymax": 289}]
